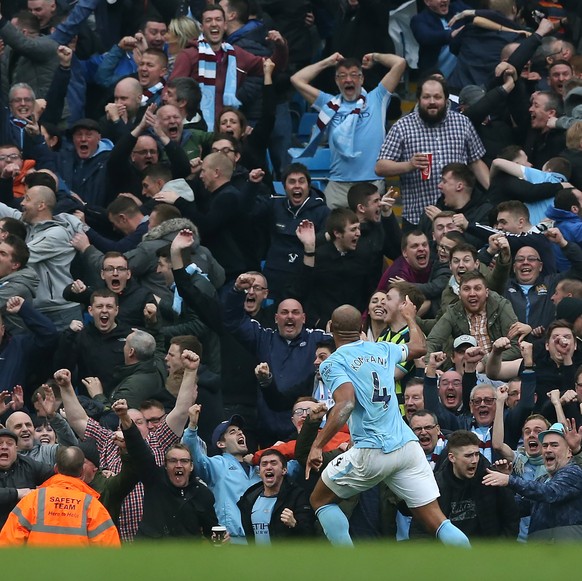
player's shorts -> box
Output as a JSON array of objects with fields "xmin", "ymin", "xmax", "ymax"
[{"xmin": 321, "ymin": 440, "xmax": 439, "ymax": 509}]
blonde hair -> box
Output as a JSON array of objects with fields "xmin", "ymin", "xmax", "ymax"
[{"xmin": 168, "ymin": 16, "xmax": 200, "ymax": 50}]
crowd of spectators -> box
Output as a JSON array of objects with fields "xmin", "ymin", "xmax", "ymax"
[{"xmin": 2, "ymin": 0, "xmax": 582, "ymax": 546}]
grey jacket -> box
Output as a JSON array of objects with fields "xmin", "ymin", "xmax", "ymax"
[
  {"xmin": 84, "ymin": 218, "xmax": 226, "ymax": 299},
  {"xmin": 0, "ymin": 204, "xmax": 84, "ymax": 312},
  {"xmin": 0, "ymin": 19, "xmax": 59, "ymax": 98}
]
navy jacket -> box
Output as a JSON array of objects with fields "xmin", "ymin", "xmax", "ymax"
[{"xmin": 222, "ymin": 287, "xmax": 331, "ymax": 441}]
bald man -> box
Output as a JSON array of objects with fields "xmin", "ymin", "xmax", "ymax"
[
  {"xmin": 102, "ymin": 77, "xmax": 144, "ymax": 142},
  {"xmin": 305, "ymin": 303, "xmax": 470, "ymax": 548},
  {"xmin": 0, "ymin": 185, "xmax": 85, "ymax": 328},
  {"xmin": 170, "ymin": 151, "xmax": 252, "ymax": 280}
]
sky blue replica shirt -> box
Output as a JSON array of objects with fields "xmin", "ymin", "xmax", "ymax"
[{"xmin": 320, "ymin": 340, "xmax": 417, "ymax": 453}]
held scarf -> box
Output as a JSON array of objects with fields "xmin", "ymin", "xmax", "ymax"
[
  {"xmin": 140, "ymin": 80, "xmax": 166, "ymax": 105},
  {"xmin": 294, "ymin": 90, "xmax": 367, "ymax": 159},
  {"xmin": 197, "ymin": 35, "xmax": 241, "ymax": 131}
]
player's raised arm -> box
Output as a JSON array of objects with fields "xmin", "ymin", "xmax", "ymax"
[{"xmin": 399, "ymin": 296, "xmax": 427, "ymax": 361}]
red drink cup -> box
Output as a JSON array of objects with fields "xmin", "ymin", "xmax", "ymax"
[{"xmin": 420, "ymin": 153, "xmax": 433, "ymax": 180}]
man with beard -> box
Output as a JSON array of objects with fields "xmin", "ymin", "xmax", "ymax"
[
  {"xmin": 375, "ymin": 76, "xmax": 489, "ymax": 230},
  {"xmin": 484, "ymin": 421, "xmax": 582, "ymax": 541}
]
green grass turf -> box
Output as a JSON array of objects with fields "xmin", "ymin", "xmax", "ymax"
[{"xmin": 1, "ymin": 540, "xmax": 581, "ymax": 580}]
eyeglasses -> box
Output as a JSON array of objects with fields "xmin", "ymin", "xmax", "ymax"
[
  {"xmin": 292, "ymin": 407, "xmax": 312, "ymax": 417},
  {"xmin": 335, "ymin": 72, "xmax": 363, "ymax": 80},
  {"xmin": 411, "ymin": 423, "xmax": 437, "ymax": 435},
  {"xmin": 166, "ymin": 457, "xmax": 192, "ymax": 465},
  {"xmin": 133, "ymin": 149, "xmax": 157, "ymax": 156},
  {"xmin": 514, "ymin": 256, "xmax": 542, "ymax": 263},
  {"xmin": 102, "ymin": 266, "xmax": 129, "ymax": 273},
  {"xmin": 249, "ymin": 285, "xmax": 268, "ymax": 292},
  {"xmin": 10, "ymin": 97, "xmax": 33, "ymax": 103},
  {"xmin": 145, "ymin": 415, "xmax": 165, "ymax": 425},
  {"xmin": 211, "ymin": 147, "xmax": 235, "ymax": 155},
  {"xmin": 471, "ymin": 397, "xmax": 496, "ymax": 406},
  {"xmin": 0, "ymin": 154, "xmax": 21, "ymax": 162}
]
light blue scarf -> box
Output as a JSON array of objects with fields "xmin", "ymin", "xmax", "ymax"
[{"xmin": 197, "ymin": 34, "xmax": 241, "ymax": 131}]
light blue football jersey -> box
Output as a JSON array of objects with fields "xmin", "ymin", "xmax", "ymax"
[{"xmin": 320, "ymin": 340, "xmax": 417, "ymax": 453}]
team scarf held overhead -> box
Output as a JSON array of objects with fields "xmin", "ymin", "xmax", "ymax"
[
  {"xmin": 295, "ymin": 90, "xmax": 367, "ymax": 159},
  {"xmin": 197, "ymin": 34, "xmax": 241, "ymax": 131}
]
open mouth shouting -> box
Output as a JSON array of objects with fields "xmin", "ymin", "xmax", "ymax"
[
  {"xmin": 167, "ymin": 124, "xmax": 180, "ymax": 140},
  {"xmin": 526, "ymin": 437, "xmax": 540, "ymax": 456}
]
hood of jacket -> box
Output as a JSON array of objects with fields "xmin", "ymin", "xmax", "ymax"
[
  {"xmin": 0, "ymin": 265, "xmax": 39, "ymax": 296},
  {"xmin": 142, "ymin": 217, "xmax": 198, "ymax": 246},
  {"xmin": 546, "ymin": 206, "xmax": 582, "ymax": 222},
  {"xmin": 161, "ymin": 179, "xmax": 194, "ymax": 202}
]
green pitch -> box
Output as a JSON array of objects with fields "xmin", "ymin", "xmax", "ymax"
[{"xmin": 1, "ymin": 541, "xmax": 580, "ymax": 580}]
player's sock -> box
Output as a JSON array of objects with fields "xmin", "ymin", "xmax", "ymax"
[
  {"xmin": 436, "ymin": 519, "xmax": 471, "ymax": 547},
  {"xmin": 315, "ymin": 504, "xmax": 354, "ymax": 547}
]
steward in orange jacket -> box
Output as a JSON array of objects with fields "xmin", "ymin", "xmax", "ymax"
[{"xmin": 0, "ymin": 446, "xmax": 120, "ymax": 547}]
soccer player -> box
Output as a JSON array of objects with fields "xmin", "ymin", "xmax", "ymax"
[{"xmin": 306, "ymin": 301, "xmax": 470, "ymax": 547}]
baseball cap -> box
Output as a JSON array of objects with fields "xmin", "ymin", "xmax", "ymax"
[
  {"xmin": 0, "ymin": 428, "xmax": 18, "ymax": 443},
  {"xmin": 453, "ymin": 335, "xmax": 478, "ymax": 350},
  {"xmin": 538, "ymin": 422, "xmax": 567, "ymax": 443},
  {"xmin": 211, "ymin": 415, "xmax": 245, "ymax": 446}
]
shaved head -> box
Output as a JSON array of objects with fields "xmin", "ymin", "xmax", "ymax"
[{"xmin": 331, "ymin": 305, "xmax": 362, "ymax": 337}]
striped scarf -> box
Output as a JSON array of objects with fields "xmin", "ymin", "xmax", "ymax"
[
  {"xmin": 197, "ymin": 35, "xmax": 241, "ymax": 131},
  {"xmin": 140, "ymin": 80, "xmax": 166, "ymax": 105},
  {"xmin": 295, "ymin": 91, "xmax": 367, "ymax": 159}
]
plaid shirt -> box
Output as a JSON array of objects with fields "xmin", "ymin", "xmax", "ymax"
[
  {"xmin": 377, "ymin": 109, "xmax": 485, "ymax": 223},
  {"xmin": 468, "ymin": 311, "xmax": 492, "ymax": 354},
  {"xmin": 85, "ymin": 418, "xmax": 179, "ymax": 541}
]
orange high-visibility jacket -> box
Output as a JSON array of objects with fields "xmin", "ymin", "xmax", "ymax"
[{"xmin": 0, "ymin": 474, "xmax": 121, "ymax": 547}]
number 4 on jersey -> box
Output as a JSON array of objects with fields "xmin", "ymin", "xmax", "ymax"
[{"xmin": 371, "ymin": 371, "xmax": 391, "ymax": 409}]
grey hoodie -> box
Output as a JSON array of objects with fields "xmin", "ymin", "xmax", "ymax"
[{"xmin": 0, "ymin": 204, "xmax": 85, "ymax": 312}]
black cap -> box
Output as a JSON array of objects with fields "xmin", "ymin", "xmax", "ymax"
[
  {"xmin": 69, "ymin": 118, "xmax": 101, "ymax": 134},
  {"xmin": 78, "ymin": 438, "xmax": 100, "ymax": 469},
  {"xmin": 0, "ymin": 428, "xmax": 18, "ymax": 443}
]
